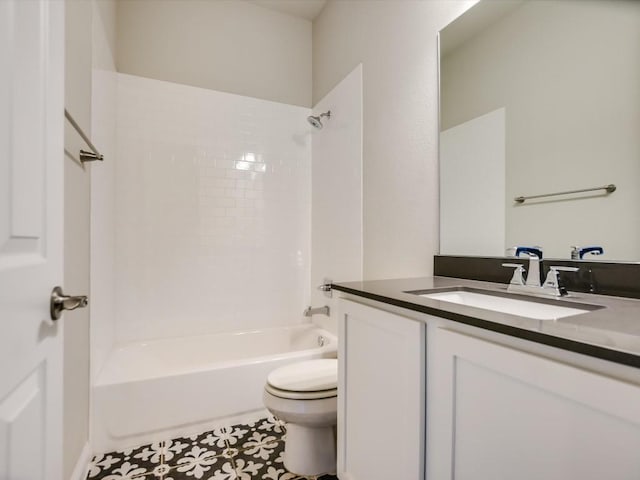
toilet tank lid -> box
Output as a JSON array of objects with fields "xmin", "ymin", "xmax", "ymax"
[{"xmin": 267, "ymin": 359, "xmax": 337, "ymax": 392}]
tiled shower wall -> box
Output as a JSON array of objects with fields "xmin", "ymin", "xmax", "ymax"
[{"xmin": 115, "ymin": 74, "xmax": 311, "ymax": 343}]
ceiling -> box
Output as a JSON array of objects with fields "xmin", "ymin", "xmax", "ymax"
[{"xmin": 248, "ymin": 0, "xmax": 328, "ymax": 21}]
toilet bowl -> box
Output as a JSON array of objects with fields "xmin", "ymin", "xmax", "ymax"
[{"xmin": 263, "ymin": 358, "xmax": 338, "ymax": 476}]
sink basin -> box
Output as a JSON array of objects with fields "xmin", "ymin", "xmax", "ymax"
[{"xmin": 411, "ymin": 288, "xmax": 600, "ymax": 320}]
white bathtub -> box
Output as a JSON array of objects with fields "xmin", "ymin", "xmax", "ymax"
[{"xmin": 92, "ymin": 325, "xmax": 337, "ymax": 453}]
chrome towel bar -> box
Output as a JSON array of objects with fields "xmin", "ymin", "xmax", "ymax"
[
  {"xmin": 64, "ymin": 108, "xmax": 104, "ymax": 163},
  {"xmin": 514, "ymin": 184, "xmax": 616, "ymax": 204}
]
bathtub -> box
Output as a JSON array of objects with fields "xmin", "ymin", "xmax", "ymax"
[{"xmin": 92, "ymin": 324, "xmax": 337, "ymax": 453}]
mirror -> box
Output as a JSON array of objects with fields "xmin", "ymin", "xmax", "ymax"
[{"xmin": 438, "ymin": 0, "xmax": 640, "ymax": 262}]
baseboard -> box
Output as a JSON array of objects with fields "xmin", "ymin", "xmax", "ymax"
[{"xmin": 69, "ymin": 441, "xmax": 91, "ymax": 480}]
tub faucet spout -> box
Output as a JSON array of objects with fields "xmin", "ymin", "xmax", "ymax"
[{"xmin": 304, "ymin": 305, "xmax": 330, "ymax": 317}]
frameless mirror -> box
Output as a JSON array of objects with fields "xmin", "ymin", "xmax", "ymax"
[{"xmin": 438, "ymin": 0, "xmax": 640, "ymax": 261}]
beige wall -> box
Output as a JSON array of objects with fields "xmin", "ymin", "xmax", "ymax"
[
  {"xmin": 63, "ymin": 0, "xmax": 92, "ymax": 477},
  {"xmin": 90, "ymin": 0, "xmax": 118, "ymax": 383},
  {"xmin": 313, "ymin": 0, "xmax": 475, "ymax": 279},
  {"xmin": 116, "ymin": 0, "xmax": 312, "ymax": 107},
  {"xmin": 66, "ymin": 0, "xmax": 92, "ymax": 130},
  {"xmin": 93, "ymin": 0, "xmax": 117, "ymax": 71},
  {"xmin": 64, "ymin": 0, "xmax": 117, "ymax": 477},
  {"xmin": 62, "ymin": 151, "xmax": 91, "ymax": 480},
  {"xmin": 441, "ymin": 0, "xmax": 640, "ymax": 260}
]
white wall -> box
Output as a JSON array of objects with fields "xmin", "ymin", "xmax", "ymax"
[
  {"xmin": 91, "ymin": 0, "xmax": 118, "ymax": 382},
  {"xmin": 63, "ymin": 0, "xmax": 94, "ymax": 476},
  {"xmin": 313, "ymin": 0, "xmax": 477, "ymax": 280},
  {"xmin": 63, "ymin": 130, "xmax": 92, "ymax": 480},
  {"xmin": 114, "ymin": 74, "xmax": 311, "ymax": 344},
  {"xmin": 116, "ymin": 0, "xmax": 312, "ymax": 107},
  {"xmin": 65, "ymin": 0, "xmax": 92, "ymax": 130},
  {"xmin": 311, "ymin": 65, "xmax": 363, "ymax": 334},
  {"xmin": 440, "ymin": 108, "xmax": 505, "ymax": 256}
]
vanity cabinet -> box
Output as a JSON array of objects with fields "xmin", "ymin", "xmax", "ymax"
[
  {"xmin": 427, "ymin": 328, "xmax": 640, "ymax": 480},
  {"xmin": 337, "ymin": 295, "xmax": 640, "ymax": 480},
  {"xmin": 337, "ymin": 299, "xmax": 425, "ymax": 480}
]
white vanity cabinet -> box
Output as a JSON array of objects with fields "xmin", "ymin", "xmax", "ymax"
[
  {"xmin": 337, "ymin": 299, "xmax": 425, "ymax": 480},
  {"xmin": 337, "ymin": 294, "xmax": 640, "ymax": 480},
  {"xmin": 427, "ymin": 328, "xmax": 640, "ymax": 480}
]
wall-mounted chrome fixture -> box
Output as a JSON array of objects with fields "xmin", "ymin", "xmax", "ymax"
[
  {"xmin": 65, "ymin": 109, "xmax": 105, "ymax": 163},
  {"xmin": 318, "ymin": 279, "xmax": 333, "ymax": 298},
  {"xmin": 304, "ymin": 305, "xmax": 330, "ymax": 317},
  {"xmin": 79, "ymin": 150, "xmax": 103, "ymax": 163},
  {"xmin": 307, "ymin": 111, "xmax": 331, "ymax": 129},
  {"xmin": 514, "ymin": 184, "xmax": 616, "ymax": 204}
]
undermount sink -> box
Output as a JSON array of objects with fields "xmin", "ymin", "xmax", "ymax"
[{"xmin": 409, "ymin": 288, "xmax": 602, "ymax": 320}]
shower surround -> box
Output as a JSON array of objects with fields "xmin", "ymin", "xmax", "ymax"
[
  {"xmin": 114, "ymin": 74, "xmax": 312, "ymax": 344},
  {"xmin": 90, "ymin": 70, "xmax": 362, "ymax": 452}
]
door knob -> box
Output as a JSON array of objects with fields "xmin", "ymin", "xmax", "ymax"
[{"xmin": 50, "ymin": 286, "xmax": 88, "ymax": 321}]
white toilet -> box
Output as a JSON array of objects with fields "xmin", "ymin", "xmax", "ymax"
[{"xmin": 263, "ymin": 358, "xmax": 338, "ymax": 476}]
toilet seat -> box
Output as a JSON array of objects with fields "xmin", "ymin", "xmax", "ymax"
[
  {"xmin": 266, "ymin": 359, "xmax": 337, "ymax": 400},
  {"xmin": 265, "ymin": 383, "xmax": 337, "ymax": 400}
]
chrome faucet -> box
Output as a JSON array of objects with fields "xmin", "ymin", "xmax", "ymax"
[
  {"xmin": 503, "ymin": 247, "xmax": 579, "ymax": 297},
  {"xmin": 515, "ymin": 246, "xmax": 543, "ymax": 287}
]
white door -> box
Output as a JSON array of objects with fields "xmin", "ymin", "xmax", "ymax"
[{"xmin": 0, "ymin": 1, "xmax": 65, "ymax": 479}]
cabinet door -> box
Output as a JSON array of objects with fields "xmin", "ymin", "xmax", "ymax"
[
  {"xmin": 337, "ymin": 299, "xmax": 425, "ymax": 480},
  {"xmin": 428, "ymin": 328, "xmax": 640, "ymax": 480}
]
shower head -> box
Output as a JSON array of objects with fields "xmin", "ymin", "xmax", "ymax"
[
  {"xmin": 307, "ymin": 110, "xmax": 331, "ymax": 129},
  {"xmin": 308, "ymin": 115, "xmax": 323, "ymax": 129}
]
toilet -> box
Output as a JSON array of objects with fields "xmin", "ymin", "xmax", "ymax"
[{"xmin": 263, "ymin": 358, "xmax": 338, "ymax": 476}]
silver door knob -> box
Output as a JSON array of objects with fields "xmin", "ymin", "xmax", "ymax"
[{"xmin": 50, "ymin": 286, "xmax": 88, "ymax": 321}]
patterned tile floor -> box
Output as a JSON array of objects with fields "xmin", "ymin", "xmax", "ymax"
[{"xmin": 86, "ymin": 415, "xmax": 338, "ymax": 480}]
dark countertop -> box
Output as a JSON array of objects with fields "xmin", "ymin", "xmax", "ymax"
[{"xmin": 332, "ymin": 276, "xmax": 640, "ymax": 369}]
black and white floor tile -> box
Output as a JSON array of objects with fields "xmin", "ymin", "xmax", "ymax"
[{"xmin": 86, "ymin": 415, "xmax": 338, "ymax": 480}]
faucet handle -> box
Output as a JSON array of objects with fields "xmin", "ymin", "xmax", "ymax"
[
  {"xmin": 549, "ymin": 266, "xmax": 579, "ymax": 273},
  {"xmin": 544, "ymin": 266, "xmax": 579, "ymax": 296},
  {"xmin": 502, "ymin": 263, "xmax": 526, "ymax": 286},
  {"xmin": 570, "ymin": 246, "xmax": 580, "ymax": 260}
]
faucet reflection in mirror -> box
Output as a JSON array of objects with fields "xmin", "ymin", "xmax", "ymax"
[
  {"xmin": 571, "ymin": 246, "xmax": 604, "ymax": 260},
  {"xmin": 438, "ymin": 0, "xmax": 640, "ymax": 261}
]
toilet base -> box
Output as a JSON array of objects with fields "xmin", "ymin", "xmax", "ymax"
[{"xmin": 283, "ymin": 423, "xmax": 336, "ymax": 476}]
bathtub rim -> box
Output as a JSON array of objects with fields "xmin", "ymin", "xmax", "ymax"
[{"xmin": 95, "ymin": 324, "xmax": 337, "ymax": 387}]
